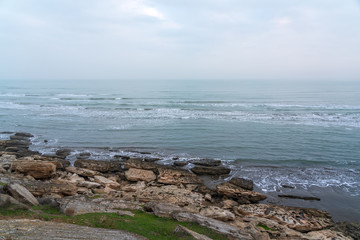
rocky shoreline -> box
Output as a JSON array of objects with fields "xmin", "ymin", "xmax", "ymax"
[{"xmin": 1, "ymin": 132, "xmax": 359, "ymax": 239}]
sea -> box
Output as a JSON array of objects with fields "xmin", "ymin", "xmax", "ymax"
[{"xmin": 0, "ymin": 79, "xmax": 359, "ymax": 222}]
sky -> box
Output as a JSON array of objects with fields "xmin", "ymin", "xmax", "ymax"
[{"xmin": 0, "ymin": 0, "xmax": 360, "ymax": 81}]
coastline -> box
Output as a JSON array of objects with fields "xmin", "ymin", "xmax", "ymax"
[{"xmin": 1, "ymin": 131, "xmax": 360, "ymax": 239}]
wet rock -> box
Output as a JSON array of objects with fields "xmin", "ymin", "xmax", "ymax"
[
  {"xmin": 191, "ymin": 166, "xmax": 230, "ymax": 175},
  {"xmin": 281, "ymin": 184, "xmax": 295, "ymax": 189},
  {"xmin": 14, "ymin": 132, "xmax": 34, "ymax": 138},
  {"xmin": 65, "ymin": 166, "xmax": 99, "ymax": 177},
  {"xmin": 199, "ymin": 206, "xmax": 235, "ymax": 221},
  {"xmin": 143, "ymin": 157, "xmax": 161, "ymax": 162},
  {"xmin": 278, "ymin": 194, "xmax": 320, "ymax": 201},
  {"xmin": 216, "ymin": 182, "xmax": 267, "ymax": 203},
  {"xmin": 173, "ymin": 161, "xmax": 188, "ymax": 167},
  {"xmin": 235, "ymin": 203, "xmax": 334, "ymax": 233},
  {"xmin": 74, "ymin": 159, "xmax": 113, "ymax": 173},
  {"xmin": 10, "ymin": 135, "xmax": 31, "ymax": 141},
  {"xmin": 332, "ymin": 221, "xmax": 360, "ymax": 240},
  {"xmin": 11, "ymin": 160, "xmax": 57, "ymax": 179},
  {"xmin": 5, "ymin": 183, "xmax": 39, "ymax": 206},
  {"xmin": 157, "ymin": 167, "xmax": 202, "ymax": 185},
  {"xmin": 55, "ymin": 149, "xmax": 72, "ymax": 158},
  {"xmin": 174, "ymin": 225, "xmax": 213, "ymax": 240},
  {"xmin": 229, "ymin": 177, "xmax": 254, "ymax": 191},
  {"xmin": 125, "ymin": 168, "xmax": 156, "ymax": 182},
  {"xmin": 173, "ymin": 212, "xmax": 253, "ymax": 240},
  {"xmin": 190, "ymin": 159, "xmax": 221, "ymax": 167}
]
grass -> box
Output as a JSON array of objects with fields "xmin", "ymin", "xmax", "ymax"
[
  {"xmin": 0, "ymin": 205, "xmax": 227, "ymax": 240},
  {"xmin": 257, "ymin": 224, "xmax": 271, "ymax": 231},
  {"xmin": 0, "ymin": 182, "xmax": 6, "ymax": 187}
]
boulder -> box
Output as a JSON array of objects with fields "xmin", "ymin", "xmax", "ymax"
[
  {"xmin": 55, "ymin": 149, "xmax": 71, "ymax": 158},
  {"xmin": 173, "ymin": 212, "xmax": 253, "ymax": 240},
  {"xmin": 199, "ymin": 206, "xmax": 235, "ymax": 221},
  {"xmin": 94, "ymin": 175, "xmax": 121, "ymax": 190},
  {"xmin": 74, "ymin": 159, "xmax": 122, "ymax": 173},
  {"xmin": 173, "ymin": 161, "xmax": 188, "ymax": 167},
  {"xmin": 216, "ymin": 182, "xmax": 266, "ymax": 203},
  {"xmin": 190, "ymin": 159, "xmax": 221, "ymax": 167},
  {"xmin": 157, "ymin": 167, "xmax": 202, "ymax": 185},
  {"xmin": 124, "ymin": 158, "xmax": 160, "ymax": 171},
  {"xmin": 125, "ymin": 168, "xmax": 156, "ymax": 182},
  {"xmin": 138, "ymin": 185, "xmax": 205, "ymax": 211},
  {"xmin": 144, "ymin": 202, "xmax": 183, "ymax": 218},
  {"xmin": 24, "ymin": 180, "xmax": 77, "ymax": 197},
  {"xmin": 11, "ymin": 160, "xmax": 56, "ymax": 179},
  {"xmin": 65, "ymin": 166, "xmax": 99, "ymax": 177},
  {"xmin": 229, "ymin": 177, "xmax": 254, "ymax": 191},
  {"xmin": 174, "ymin": 225, "xmax": 213, "ymax": 240},
  {"xmin": 0, "ymin": 193, "xmax": 28, "ymax": 209},
  {"xmin": 191, "ymin": 166, "xmax": 230, "ymax": 175},
  {"xmin": 14, "ymin": 132, "xmax": 34, "ymax": 138},
  {"xmin": 0, "ymin": 154, "xmax": 16, "ymax": 170},
  {"xmin": 5, "ymin": 183, "xmax": 39, "ymax": 206},
  {"xmin": 235, "ymin": 203, "xmax": 334, "ymax": 233}
]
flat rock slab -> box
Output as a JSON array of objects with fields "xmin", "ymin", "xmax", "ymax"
[{"xmin": 0, "ymin": 219, "xmax": 148, "ymax": 240}]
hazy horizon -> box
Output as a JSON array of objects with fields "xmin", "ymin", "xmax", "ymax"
[{"xmin": 1, "ymin": 0, "xmax": 360, "ymax": 81}]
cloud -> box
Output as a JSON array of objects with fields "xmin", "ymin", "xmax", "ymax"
[{"xmin": 273, "ymin": 17, "xmax": 292, "ymax": 26}]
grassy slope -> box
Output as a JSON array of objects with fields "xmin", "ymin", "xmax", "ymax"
[{"xmin": 0, "ymin": 205, "xmax": 227, "ymax": 240}]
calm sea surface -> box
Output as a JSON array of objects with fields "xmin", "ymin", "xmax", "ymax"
[{"xmin": 1, "ymin": 79, "xmax": 359, "ymax": 221}]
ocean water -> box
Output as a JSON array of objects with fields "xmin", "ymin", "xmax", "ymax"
[{"xmin": 1, "ymin": 79, "xmax": 359, "ymax": 221}]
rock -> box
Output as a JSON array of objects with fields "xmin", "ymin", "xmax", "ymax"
[
  {"xmin": 235, "ymin": 203, "xmax": 334, "ymax": 233},
  {"xmin": 0, "ymin": 193, "xmax": 28, "ymax": 209},
  {"xmin": 191, "ymin": 159, "xmax": 221, "ymax": 167},
  {"xmin": 173, "ymin": 212, "xmax": 253, "ymax": 240},
  {"xmin": 65, "ymin": 166, "xmax": 99, "ymax": 177},
  {"xmin": 138, "ymin": 185, "xmax": 205, "ymax": 211},
  {"xmin": 144, "ymin": 202, "xmax": 183, "ymax": 218},
  {"xmin": 278, "ymin": 194, "xmax": 321, "ymax": 201},
  {"xmin": 14, "ymin": 132, "xmax": 34, "ymax": 138},
  {"xmin": 221, "ymin": 199, "xmax": 238, "ymax": 209},
  {"xmin": 10, "ymin": 135, "xmax": 31, "ymax": 141},
  {"xmin": 24, "ymin": 180, "xmax": 77, "ymax": 197},
  {"xmin": 94, "ymin": 175, "xmax": 120, "ymax": 190},
  {"xmin": 5, "ymin": 183, "xmax": 39, "ymax": 206},
  {"xmin": 121, "ymin": 181, "xmax": 146, "ymax": 192},
  {"xmin": 77, "ymin": 181, "xmax": 102, "ymax": 189},
  {"xmin": 125, "ymin": 168, "xmax": 156, "ymax": 182},
  {"xmin": 124, "ymin": 158, "xmax": 160, "ymax": 171},
  {"xmin": 331, "ymin": 222, "xmax": 360, "ymax": 240},
  {"xmin": 216, "ymin": 182, "xmax": 267, "ymax": 203},
  {"xmin": 281, "ymin": 184, "xmax": 295, "ymax": 189},
  {"xmin": 229, "ymin": 177, "xmax": 254, "ymax": 191},
  {"xmin": 199, "ymin": 206, "xmax": 235, "ymax": 221},
  {"xmin": 157, "ymin": 167, "xmax": 202, "ymax": 185},
  {"xmin": 191, "ymin": 166, "xmax": 230, "ymax": 175},
  {"xmin": 174, "ymin": 225, "xmax": 213, "ymax": 240},
  {"xmin": 56, "ymin": 149, "xmax": 71, "ymax": 158},
  {"xmin": 57, "ymin": 195, "xmax": 143, "ymax": 216},
  {"xmin": 0, "ymin": 154, "xmax": 16, "ymax": 170},
  {"xmin": 305, "ymin": 229, "xmax": 352, "ymax": 240},
  {"xmin": 143, "ymin": 157, "xmax": 161, "ymax": 162},
  {"xmin": 173, "ymin": 161, "xmax": 188, "ymax": 167},
  {"xmin": 11, "ymin": 160, "xmax": 56, "ymax": 179},
  {"xmin": 74, "ymin": 159, "xmax": 121, "ymax": 173},
  {"xmin": 67, "ymin": 174, "xmax": 85, "ymax": 184},
  {"xmin": 28, "ymin": 155, "xmax": 70, "ymax": 170}
]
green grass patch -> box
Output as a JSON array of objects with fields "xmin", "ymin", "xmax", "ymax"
[
  {"xmin": 0, "ymin": 182, "xmax": 6, "ymax": 187},
  {"xmin": 0, "ymin": 206, "xmax": 226, "ymax": 240},
  {"xmin": 257, "ymin": 224, "xmax": 271, "ymax": 231}
]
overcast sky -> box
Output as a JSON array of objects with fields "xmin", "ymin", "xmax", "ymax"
[{"xmin": 1, "ymin": 0, "xmax": 360, "ymax": 81}]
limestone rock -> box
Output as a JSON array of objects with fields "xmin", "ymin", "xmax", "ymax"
[
  {"xmin": 24, "ymin": 180, "xmax": 77, "ymax": 197},
  {"xmin": 174, "ymin": 225, "xmax": 213, "ymax": 240},
  {"xmin": 157, "ymin": 167, "xmax": 202, "ymax": 185},
  {"xmin": 124, "ymin": 158, "xmax": 160, "ymax": 171},
  {"xmin": 5, "ymin": 183, "xmax": 39, "ymax": 206},
  {"xmin": 145, "ymin": 202, "xmax": 183, "ymax": 218},
  {"xmin": 65, "ymin": 166, "xmax": 99, "ymax": 177},
  {"xmin": 173, "ymin": 161, "xmax": 188, "ymax": 167},
  {"xmin": 94, "ymin": 175, "xmax": 121, "ymax": 190},
  {"xmin": 11, "ymin": 160, "xmax": 56, "ymax": 179},
  {"xmin": 125, "ymin": 168, "xmax": 156, "ymax": 182},
  {"xmin": 121, "ymin": 181, "xmax": 146, "ymax": 192},
  {"xmin": 74, "ymin": 159, "xmax": 112, "ymax": 173},
  {"xmin": 0, "ymin": 193, "xmax": 28, "ymax": 209},
  {"xmin": 221, "ymin": 199, "xmax": 238, "ymax": 209},
  {"xmin": 173, "ymin": 212, "xmax": 253, "ymax": 240},
  {"xmin": 229, "ymin": 177, "xmax": 254, "ymax": 191},
  {"xmin": 199, "ymin": 206, "xmax": 235, "ymax": 221},
  {"xmin": 0, "ymin": 154, "xmax": 16, "ymax": 170},
  {"xmin": 216, "ymin": 182, "xmax": 266, "ymax": 203},
  {"xmin": 235, "ymin": 203, "xmax": 334, "ymax": 233},
  {"xmin": 138, "ymin": 185, "xmax": 205, "ymax": 211},
  {"xmin": 191, "ymin": 166, "xmax": 230, "ymax": 175},
  {"xmin": 77, "ymin": 181, "xmax": 102, "ymax": 189}
]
